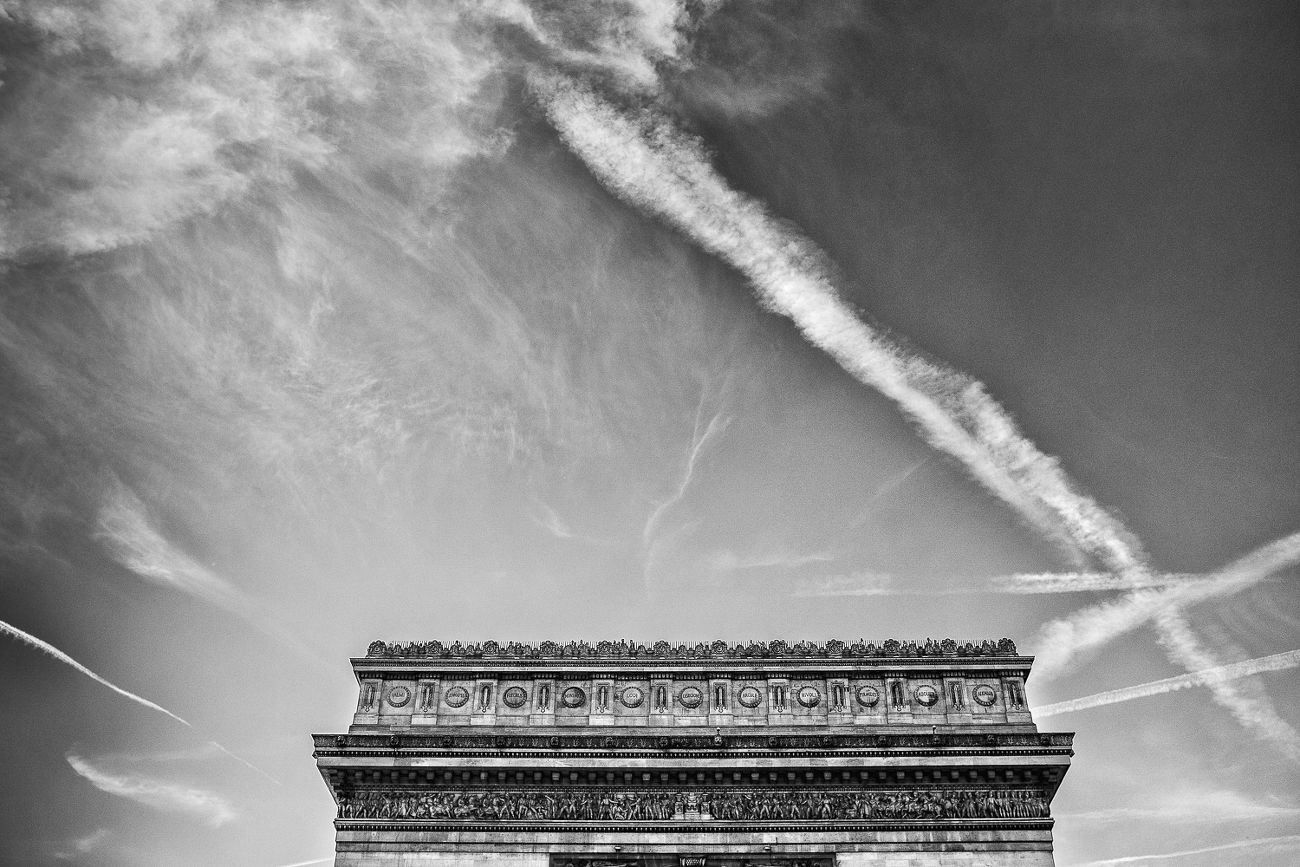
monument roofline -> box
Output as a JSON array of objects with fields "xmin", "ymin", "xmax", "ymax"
[{"xmin": 362, "ymin": 637, "xmax": 1024, "ymax": 662}]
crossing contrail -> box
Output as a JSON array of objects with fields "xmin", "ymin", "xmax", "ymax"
[
  {"xmin": 1035, "ymin": 648, "xmax": 1300, "ymax": 718},
  {"xmin": 0, "ymin": 618, "xmax": 191, "ymax": 726},
  {"xmin": 1034, "ymin": 531, "xmax": 1300, "ymax": 678},
  {"xmin": 530, "ymin": 70, "xmax": 1297, "ymax": 758}
]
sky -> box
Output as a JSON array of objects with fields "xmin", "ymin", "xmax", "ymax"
[{"xmin": 0, "ymin": 1, "xmax": 1297, "ymax": 865}]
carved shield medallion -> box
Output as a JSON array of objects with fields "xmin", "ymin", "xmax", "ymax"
[
  {"xmin": 797, "ymin": 686, "xmax": 822, "ymax": 708},
  {"xmin": 856, "ymin": 685, "xmax": 880, "ymax": 708},
  {"xmin": 677, "ymin": 687, "xmax": 703, "ymax": 709}
]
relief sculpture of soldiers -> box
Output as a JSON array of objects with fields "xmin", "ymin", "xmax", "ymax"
[{"xmin": 335, "ymin": 787, "xmax": 1051, "ymax": 822}]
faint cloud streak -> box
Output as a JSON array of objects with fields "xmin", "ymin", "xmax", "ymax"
[{"xmin": 65, "ymin": 752, "xmax": 236, "ymax": 827}]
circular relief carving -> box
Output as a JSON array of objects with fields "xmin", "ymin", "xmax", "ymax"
[
  {"xmin": 914, "ymin": 685, "xmax": 939, "ymax": 707},
  {"xmin": 678, "ymin": 687, "xmax": 703, "ymax": 709},
  {"xmin": 856, "ymin": 686, "xmax": 880, "ymax": 708},
  {"xmin": 738, "ymin": 686, "xmax": 762, "ymax": 708},
  {"xmin": 561, "ymin": 686, "xmax": 586, "ymax": 708},
  {"xmin": 619, "ymin": 686, "xmax": 644, "ymax": 708},
  {"xmin": 973, "ymin": 685, "xmax": 998, "ymax": 707},
  {"xmin": 797, "ymin": 686, "xmax": 821, "ymax": 708},
  {"xmin": 443, "ymin": 686, "xmax": 470, "ymax": 708},
  {"xmin": 502, "ymin": 686, "xmax": 528, "ymax": 709},
  {"xmin": 386, "ymin": 686, "xmax": 411, "ymax": 708}
]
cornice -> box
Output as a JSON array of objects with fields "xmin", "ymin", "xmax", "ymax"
[{"xmin": 362, "ymin": 638, "xmax": 1024, "ymax": 662}]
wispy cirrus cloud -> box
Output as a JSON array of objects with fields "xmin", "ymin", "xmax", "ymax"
[
  {"xmin": 641, "ymin": 391, "xmax": 731, "ymax": 584},
  {"xmin": 0, "ymin": 0, "xmax": 508, "ymax": 260},
  {"xmin": 52, "ymin": 827, "xmax": 109, "ymax": 862},
  {"xmin": 95, "ymin": 476, "xmax": 254, "ymax": 615},
  {"xmin": 793, "ymin": 572, "xmax": 895, "ymax": 597},
  {"xmin": 708, "ymin": 548, "xmax": 836, "ymax": 574},
  {"xmin": 65, "ymin": 752, "xmax": 236, "ymax": 827}
]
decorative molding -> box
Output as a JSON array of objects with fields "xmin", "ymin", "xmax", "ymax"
[
  {"xmin": 365, "ymin": 638, "xmax": 1020, "ymax": 660},
  {"xmin": 335, "ymin": 787, "xmax": 1051, "ymax": 822}
]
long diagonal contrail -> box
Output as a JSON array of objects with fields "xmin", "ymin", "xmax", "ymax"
[
  {"xmin": 0, "ymin": 617, "xmax": 283, "ymax": 780},
  {"xmin": 1067, "ymin": 833, "xmax": 1300, "ymax": 867},
  {"xmin": 530, "ymin": 71, "xmax": 1297, "ymax": 758},
  {"xmin": 1035, "ymin": 648, "xmax": 1300, "ymax": 719},
  {"xmin": 0, "ymin": 618, "xmax": 191, "ymax": 726}
]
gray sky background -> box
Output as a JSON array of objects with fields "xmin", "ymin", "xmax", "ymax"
[{"xmin": 0, "ymin": 1, "xmax": 1297, "ymax": 865}]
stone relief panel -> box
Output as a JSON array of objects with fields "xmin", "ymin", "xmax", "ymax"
[{"xmin": 336, "ymin": 787, "xmax": 1050, "ymax": 822}]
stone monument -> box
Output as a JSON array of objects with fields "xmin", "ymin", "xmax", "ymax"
[{"xmin": 313, "ymin": 638, "xmax": 1072, "ymax": 866}]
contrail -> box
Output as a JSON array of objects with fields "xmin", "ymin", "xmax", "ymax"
[
  {"xmin": 1068, "ymin": 833, "xmax": 1300, "ymax": 866},
  {"xmin": 789, "ymin": 571, "xmax": 1203, "ymax": 597},
  {"xmin": 0, "ymin": 618, "xmax": 191, "ymax": 727},
  {"xmin": 530, "ymin": 71, "xmax": 1296, "ymax": 758},
  {"xmin": 1034, "ymin": 531, "xmax": 1300, "ymax": 679},
  {"xmin": 269, "ymin": 859, "xmax": 332, "ymax": 867},
  {"xmin": 207, "ymin": 741, "xmax": 283, "ymax": 787},
  {"xmin": 1035, "ymin": 648, "xmax": 1300, "ymax": 718},
  {"xmin": 533, "ymin": 72, "xmax": 1140, "ymax": 578},
  {"xmin": 990, "ymin": 572, "xmax": 1200, "ymax": 593}
]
